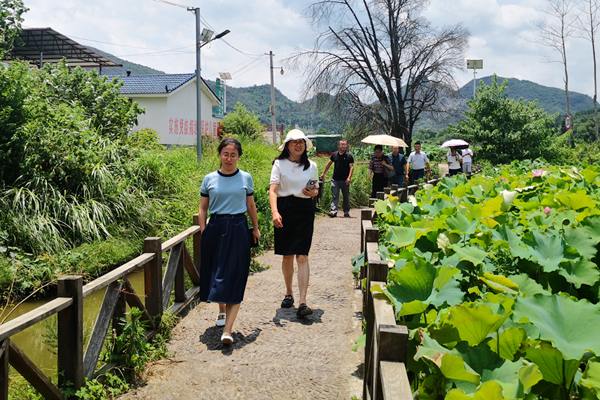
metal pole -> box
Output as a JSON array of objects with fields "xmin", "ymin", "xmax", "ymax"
[
  {"xmin": 223, "ymin": 78, "xmax": 227, "ymax": 115},
  {"xmin": 270, "ymin": 51, "xmax": 277, "ymax": 144},
  {"xmin": 195, "ymin": 8, "xmax": 202, "ymax": 163},
  {"xmin": 473, "ymin": 68, "xmax": 476, "ymax": 97}
]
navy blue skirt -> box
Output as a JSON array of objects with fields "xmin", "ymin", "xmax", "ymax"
[{"xmin": 199, "ymin": 213, "xmax": 251, "ymax": 304}]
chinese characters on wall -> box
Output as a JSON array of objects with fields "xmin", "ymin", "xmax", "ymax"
[{"xmin": 168, "ymin": 118, "xmax": 221, "ymax": 136}]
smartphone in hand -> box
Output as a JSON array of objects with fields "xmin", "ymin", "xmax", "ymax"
[{"xmin": 305, "ymin": 179, "xmax": 317, "ymax": 190}]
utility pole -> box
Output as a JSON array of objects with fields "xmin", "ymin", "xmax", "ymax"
[
  {"xmin": 193, "ymin": 7, "xmax": 202, "ymax": 163},
  {"xmin": 269, "ymin": 51, "xmax": 277, "ymax": 144}
]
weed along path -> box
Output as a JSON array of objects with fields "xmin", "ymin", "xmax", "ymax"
[{"xmin": 122, "ymin": 209, "xmax": 364, "ymax": 400}]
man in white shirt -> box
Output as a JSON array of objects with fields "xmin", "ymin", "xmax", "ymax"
[
  {"xmin": 407, "ymin": 142, "xmax": 431, "ymax": 182},
  {"xmin": 462, "ymin": 146, "xmax": 474, "ymax": 174}
]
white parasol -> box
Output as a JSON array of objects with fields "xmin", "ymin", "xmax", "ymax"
[
  {"xmin": 361, "ymin": 134, "xmax": 408, "ymax": 147},
  {"xmin": 440, "ymin": 139, "xmax": 469, "ymax": 148}
]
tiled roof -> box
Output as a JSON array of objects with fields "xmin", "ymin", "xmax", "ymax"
[{"xmin": 105, "ymin": 73, "xmax": 196, "ymax": 94}]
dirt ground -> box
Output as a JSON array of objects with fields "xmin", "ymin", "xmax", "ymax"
[{"xmin": 120, "ymin": 207, "xmax": 364, "ymax": 400}]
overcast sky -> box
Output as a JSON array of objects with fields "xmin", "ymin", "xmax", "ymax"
[{"xmin": 20, "ymin": 0, "xmax": 596, "ymax": 104}]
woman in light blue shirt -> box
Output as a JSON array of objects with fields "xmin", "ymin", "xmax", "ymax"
[{"xmin": 198, "ymin": 138, "xmax": 260, "ymax": 345}]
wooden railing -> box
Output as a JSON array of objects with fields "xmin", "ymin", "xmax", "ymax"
[
  {"xmin": 0, "ymin": 215, "xmax": 204, "ymax": 400},
  {"xmin": 360, "ymin": 169, "xmax": 481, "ymax": 400}
]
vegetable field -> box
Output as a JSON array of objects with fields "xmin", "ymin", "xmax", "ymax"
[{"xmin": 371, "ymin": 162, "xmax": 600, "ymax": 399}]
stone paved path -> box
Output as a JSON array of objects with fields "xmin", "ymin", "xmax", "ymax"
[{"xmin": 122, "ymin": 208, "xmax": 364, "ymax": 400}]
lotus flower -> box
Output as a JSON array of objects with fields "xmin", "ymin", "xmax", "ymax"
[
  {"xmin": 544, "ymin": 206, "xmax": 551, "ymax": 215},
  {"xmin": 532, "ymin": 169, "xmax": 544, "ymax": 177}
]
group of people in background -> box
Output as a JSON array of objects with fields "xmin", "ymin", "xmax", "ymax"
[
  {"xmin": 198, "ymin": 131, "xmax": 474, "ymax": 345},
  {"xmin": 368, "ymin": 141, "xmax": 475, "ymax": 196}
]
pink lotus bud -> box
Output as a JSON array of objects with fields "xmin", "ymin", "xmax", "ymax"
[
  {"xmin": 544, "ymin": 206, "xmax": 551, "ymax": 215},
  {"xmin": 532, "ymin": 169, "xmax": 544, "ymax": 177}
]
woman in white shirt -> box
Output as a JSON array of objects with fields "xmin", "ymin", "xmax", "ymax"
[
  {"xmin": 269, "ymin": 130, "xmax": 319, "ymax": 318},
  {"xmin": 447, "ymin": 147, "xmax": 463, "ymax": 176}
]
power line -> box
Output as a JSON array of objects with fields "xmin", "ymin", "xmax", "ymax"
[{"xmin": 149, "ymin": 0, "xmax": 191, "ymax": 10}]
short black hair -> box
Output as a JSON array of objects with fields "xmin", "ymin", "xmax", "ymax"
[
  {"xmin": 414, "ymin": 141, "xmax": 421, "ymax": 146},
  {"xmin": 218, "ymin": 138, "xmax": 243, "ymax": 156},
  {"xmin": 374, "ymin": 144, "xmax": 383, "ymax": 151}
]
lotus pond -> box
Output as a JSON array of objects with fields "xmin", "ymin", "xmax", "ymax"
[{"xmin": 369, "ymin": 161, "xmax": 600, "ymax": 399}]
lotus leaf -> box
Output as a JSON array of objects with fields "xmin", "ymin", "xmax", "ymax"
[
  {"xmin": 479, "ymin": 358, "xmax": 525, "ymax": 398},
  {"xmin": 554, "ymin": 191, "xmax": 595, "ymax": 211},
  {"xmin": 445, "ymin": 381, "xmax": 506, "ymax": 400},
  {"xmin": 500, "ymin": 190, "xmax": 518, "ymax": 212},
  {"xmin": 417, "ymin": 374, "xmax": 444, "ymax": 400},
  {"xmin": 580, "ymin": 358, "xmax": 600, "ymax": 396},
  {"xmin": 446, "ymin": 303, "xmax": 505, "ymax": 346},
  {"xmin": 558, "ymin": 258, "xmax": 600, "ymax": 289},
  {"xmin": 580, "ymin": 167, "xmax": 599, "ymax": 185},
  {"xmin": 463, "ymin": 202, "xmax": 483, "ymax": 222},
  {"xmin": 507, "ymin": 274, "xmax": 550, "ymax": 298},
  {"xmin": 387, "ymin": 226, "xmax": 428, "ymax": 247},
  {"xmin": 450, "ymin": 245, "xmax": 489, "ymax": 266},
  {"xmin": 524, "ymin": 341, "xmax": 579, "ymax": 386},
  {"xmin": 562, "ymin": 227, "xmax": 597, "ymax": 259},
  {"xmin": 432, "ymin": 277, "xmax": 464, "ymax": 308},
  {"xmin": 518, "ymin": 363, "xmax": 543, "ymax": 391},
  {"xmin": 522, "ymin": 231, "xmax": 568, "ymax": 273},
  {"xmin": 438, "ymin": 353, "xmax": 481, "ymax": 383},
  {"xmin": 423, "ymin": 198, "xmax": 457, "ymax": 217},
  {"xmin": 447, "ymin": 213, "xmax": 478, "ymax": 235},
  {"xmin": 487, "ymin": 327, "xmax": 528, "ymax": 360},
  {"xmin": 513, "ymin": 294, "xmax": 600, "ymax": 360},
  {"xmin": 580, "ymin": 215, "xmax": 600, "ymax": 244},
  {"xmin": 482, "ymin": 196, "xmax": 504, "ymax": 217},
  {"xmin": 492, "ymin": 226, "xmax": 529, "ymax": 259},
  {"xmin": 480, "ymin": 273, "xmax": 519, "ymax": 295}
]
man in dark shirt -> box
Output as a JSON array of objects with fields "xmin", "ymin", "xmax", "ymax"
[
  {"xmin": 389, "ymin": 146, "xmax": 408, "ymax": 187},
  {"xmin": 320, "ymin": 140, "xmax": 355, "ymax": 217}
]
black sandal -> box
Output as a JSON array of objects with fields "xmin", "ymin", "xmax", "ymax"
[
  {"xmin": 281, "ymin": 295, "xmax": 294, "ymax": 308},
  {"xmin": 297, "ymin": 303, "xmax": 313, "ymax": 317}
]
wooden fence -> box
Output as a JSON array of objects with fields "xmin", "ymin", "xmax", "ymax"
[
  {"xmin": 0, "ymin": 215, "xmax": 204, "ymax": 400},
  {"xmin": 360, "ymin": 170, "xmax": 481, "ymax": 400}
]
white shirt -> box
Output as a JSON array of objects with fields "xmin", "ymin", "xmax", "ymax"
[
  {"xmin": 462, "ymin": 149, "xmax": 473, "ymax": 163},
  {"xmin": 407, "ymin": 151, "xmax": 429, "ymax": 169},
  {"xmin": 270, "ymin": 158, "xmax": 319, "ymax": 198},
  {"xmin": 447, "ymin": 151, "xmax": 462, "ymax": 169}
]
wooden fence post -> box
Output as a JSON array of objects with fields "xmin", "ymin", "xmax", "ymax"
[
  {"xmin": 144, "ymin": 237, "xmax": 163, "ymax": 318},
  {"xmin": 193, "ymin": 214, "xmax": 202, "ymax": 276},
  {"xmin": 374, "ymin": 324, "xmax": 410, "ymax": 399},
  {"xmin": 57, "ymin": 275, "xmax": 83, "ymax": 394},
  {"xmin": 0, "ymin": 340, "xmax": 8, "ymax": 400}
]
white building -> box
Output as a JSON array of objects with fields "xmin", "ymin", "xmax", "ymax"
[{"xmin": 108, "ymin": 73, "xmax": 223, "ymax": 145}]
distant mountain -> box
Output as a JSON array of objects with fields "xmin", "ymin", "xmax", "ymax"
[
  {"xmin": 87, "ymin": 46, "xmax": 165, "ymax": 76},
  {"xmin": 460, "ymin": 76, "xmax": 596, "ymax": 116},
  {"xmin": 85, "ymin": 47, "xmax": 597, "ymax": 132}
]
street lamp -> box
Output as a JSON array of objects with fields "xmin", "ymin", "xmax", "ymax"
[
  {"xmin": 219, "ymin": 72, "xmax": 232, "ymax": 115},
  {"xmin": 188, "ymin": 7, "xmax": 229, "ymax": 163},
  {"xmin": 269, "ymin": 51, "xmax": 284, "ymax": 144},
  {"xmin": 466, "ymin": 59, "xmax": 483, "ymax": 97}
]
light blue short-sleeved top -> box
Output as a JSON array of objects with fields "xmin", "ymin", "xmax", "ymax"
[{"xmin": 200, "ymin": 169, "xmax": 254, "ymax": 215}]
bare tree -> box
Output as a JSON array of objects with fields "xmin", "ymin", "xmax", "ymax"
[
  {"xmin": 286, "ymin": 0, "xmax": 469, "ymax": 148},
  {"xmin": 576, "ymin": 0, "xmax": 600, "ymax": 142},
  {"xmin": 534, "ymin": 0, "xmax": 579, "ymax": 135}
]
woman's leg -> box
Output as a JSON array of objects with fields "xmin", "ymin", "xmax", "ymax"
[
  {"xmin": 219, "ymin": 304, "xmax": 226, "ymax": 313},
  {"xmin": 223, "ymin": 303, "xmax": 241, "ymax": 333},
  {"xmin": 296, "ymin": 254, "xmax": 310, "ymax": 304},
  {"xmin": 282, "ymin": 255, "xmax": 295, "ymax": 296}
]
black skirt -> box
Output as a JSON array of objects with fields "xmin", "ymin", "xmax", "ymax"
[
  {"xmin": 371, "ymin": 172, "xmax": 388, "ymax": 198},
  {"xmin": 199, "ymin": 213, "xmax": 251, "ymax": 304},
  {"xmin": 274, "ymin": 196, "xmax": 316, "ymax": 256}
]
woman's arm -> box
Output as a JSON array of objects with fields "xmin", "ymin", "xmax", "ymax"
[
  {"xmin": 198, "ymin": 196, "xmax": 209, "ymax": 233},
  {"xmin": 269, "ymin": 184, "xmax": 283, "ymax": 228},
  {"xmin": 246, "ymin": 195, "xmax": 261, "ymax": 243}
]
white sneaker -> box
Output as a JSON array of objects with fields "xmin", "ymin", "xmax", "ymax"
[
  {"xmin": 221, "ymin": 332, "xmax": 233, "ymax": 344},
  {"xmin": 215, "ymin": 312, "xmax": 226, "ymax": 327}
]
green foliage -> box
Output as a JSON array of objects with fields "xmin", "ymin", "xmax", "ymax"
[
  {"xmin": 369, "ymin": 162, "xmax": 600, "ymax": 399},
  {"xmin": 220, "ymin": 102, "xmax": 264, "ymax": 138},
  {"xmin": 449, "ymin": 75, "xmax": 559, "ymax": 164},
  {"xmin": 0, "ymin": 0, "xmax": 27, "ymax": 60}
]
